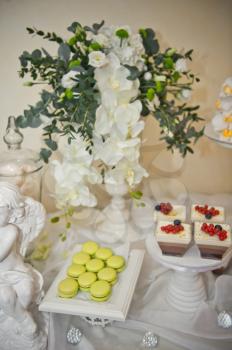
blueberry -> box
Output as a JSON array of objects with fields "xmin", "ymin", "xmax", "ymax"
[
  {"xmin": 215, "ymin": 224, "xmax": 222, "ymax": 231},
  {"xmin": 155, "ymin": 204, "xmax": 161, "ymax": 211},
  {"xmin": 205, "ymin": 213, "xmax": 212, "ymax": 219},
  {"xmin": 174, "ymin": 219, "xmax": 181, "ymax": 226}
]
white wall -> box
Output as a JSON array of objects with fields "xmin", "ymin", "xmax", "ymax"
[{"xmin": 0, "ymin": 0, "xmax": 231, "ymax": 195}]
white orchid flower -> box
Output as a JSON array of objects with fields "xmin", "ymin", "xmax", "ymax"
[
  {"xmin": 95, "ymin": 53, "xmax": 138, "ymax": 95},
  {"xmin": 93, "ymin": 133, "xmax": 141, "ymax": 166},
  {"xmin": 55, "ymin": 183, "xmax": 97, "ymax": 209},
  {"xmin": 104, "ymin": 159, "xmax": 148, "ymax": 187},
  {"xmin": 113, "ymin": 100, "xmax": 144, "ymax": 138},
  {"xmin": 94, "ymin": 53, "xmax": 141, "ymax": 102},
  {"xmin": 63, "ymin": 135, "xmax": 93, "ymax": 166},
  {"xmin": 52, "ymin": 161, "xmax": 84, "ymax": 185}
]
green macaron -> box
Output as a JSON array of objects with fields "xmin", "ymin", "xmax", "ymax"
[
  {"xmin": 78, "ymin": 271, "xmax": 97, "ymax": 292},
  {"xmin": 82, "ymin": 241, "xmax": 99, "ymax": 256},
  {"xmin": 106, "ymin": 255, "xmax": 126, "ymax": 272},
  {"xmin": 90, "ymin": 280, "xmax": 111, "ymax": 302},
  {"xmin": 67, "ymin": 264, "xmax": 86, "ymax": 279},
  {"xmin": 97, "ymin": 267, "xmax": 117, "ymax": 285},
  {"xmin": 86, "ymin": 258, "xmax": 104, "ymax": 273},
  {"xmin": 95, "ymin": 247, "xmax": 113, "ymax": 261},
  {"xmin": 72, "ymin": 252, "xmax": 91, "ymax": 265},
  {"xmin": 58, "ymin": 278, "xmax": 79, "ymax": 298}
]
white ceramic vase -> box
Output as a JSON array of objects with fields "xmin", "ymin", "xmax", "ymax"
[{"xmin": 95, "ymin": 182, "xmax": 140, "ymax": 243}]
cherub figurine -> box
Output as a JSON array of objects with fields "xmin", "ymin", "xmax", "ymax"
[{"xmin": 0, "ymin": 182, "xmax": 47, "ymax": 349}]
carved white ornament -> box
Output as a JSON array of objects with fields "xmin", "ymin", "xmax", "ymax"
[{"xmin": 0, "ymin": 181, "xmax": 47, "ymax": 350}]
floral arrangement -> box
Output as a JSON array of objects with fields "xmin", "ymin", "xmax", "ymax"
[{"xmin": 16, "ymin": 21, "xmax": 203, "ymax": 210}]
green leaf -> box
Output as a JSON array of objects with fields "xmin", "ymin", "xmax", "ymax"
[
  {"xmin": 58, "ymin": 43, "xmax": 71, "ymax": 62},
  {"xmin": 68, "ymin": 59, "xmax": 81, "ymax": 69},
  {"xmin": 26, "ymin": 27, "xmax": 34, "ymax": 34},
  {"xmin": 89, "ymin": 42, "xmax": 102, "ymax": 51},
  {"xmin": 172, "ymin": 71, "xmax": 181, "ymax": 82},
  {"xmin": 92, "ymin": 20, "xmax": 105, "ymax": 33},
  {"xmin": 50, "ymin": 216, "xmax": 60, "ymax": 223},
  {"xmin": 31, "ymin": 49, "xmax": 42, "ymax": 60},
  {"xmin": 141, "ymin": 101, "xmax": 150, "ymax": 116},
  {"xmin": 115, "ymin": 28, "xmax": 129, "ymax": 39},
  {"xmin": 44, "ymin": 138, "xmax": 58, "ymax": 151},
  {"xmin": 155, "ymin": 54, "xmax": 164, "ymax": 65},
  {"xmin": 139, "ymin": 28, "xmax": 147, "ymax": 38},
  {"xmin": 124, "ymin": 65, "xmax": 140, "ymax": 80},
  {"xmin": 65, "ymin": 88, "xmax": 73, "ymax": 100},
  {"xmin": 66, "ymin": 222, "xmax": 71, "ymax": 229},
  {"xmin": 140, "ymin": 28, "xmax": 159, "ymax": 55},
  {"xmin": 85, "ymin": 20, "xmax": 105, "ymax": 34},
  {"xmin": 67, "ymin": 207, "xmax": 75, "ymax": 216},
  {"xmin": 185, "ymin": 49, "xmax": 194, "ymax": 60},
  {"xmin": 67, "ymin": 22, "xmax": 82, "ymax": 33},
  {"xmin": 130, "ymin": 190, "xmax": 143, "ymax": 200},
  {"xmin": 146, "ymin": 88, "xmax": 155, "ymax": 101},
  {"xmin": 164, "ymin": 57, "xmax": 174, "ymax": 69},
  {"xmin": 68, "ymin": 36, "xmax": 78, "ymax": 46},
  {"xmin": 16, "ymin": 115, "xmax": 29, "ymax": 128},
  {"xmin": 40, "ymin": 148, "xmax": 52, "ymax": 163},
  {"xmin": 30, "ymin": 116, "xmax": 42, "ymax": 128},
  {"xmin": 166, "ymin": 48, "xmax": 176, "ymax": 56},
  {"xmin": 155, "ymin": 81, "xmax": 165, "ymax": 93}
]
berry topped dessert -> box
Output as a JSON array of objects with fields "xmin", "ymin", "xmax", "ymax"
[
  {"xmin": 154, "ymin": 202, "xmax": 186, "ymax": 222},
  {"xmin": 194, "ymin": 222, "xmax": 231, "ymax": 259},
  {"xmin": 191, "ymin": 204, "xmax": 225, "ymax": 223},
  {"xmin": 156, "ymin": 220, "xmax": 191, "ymax": 256}
]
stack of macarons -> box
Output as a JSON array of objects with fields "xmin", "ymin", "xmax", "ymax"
[{"xmin": 57, "ymin": 240, "xmax": 126, "ymax": 302}]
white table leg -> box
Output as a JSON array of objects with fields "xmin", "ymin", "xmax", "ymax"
[{"xmin": 166, "ymin": 270, "xmax": 207, "ymax": 313}]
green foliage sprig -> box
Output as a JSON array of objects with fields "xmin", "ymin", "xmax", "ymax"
[{"xmin": 15, "ymin": 21, "xmax": 204, "ymax": 162}]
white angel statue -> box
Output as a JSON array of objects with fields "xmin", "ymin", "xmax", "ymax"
[{"xmin": 0, "ymin": 181, "xmax": 47, "ymax": 349}]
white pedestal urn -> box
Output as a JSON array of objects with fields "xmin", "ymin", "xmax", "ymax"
[
  {"xmin": 95, "ymin": 182, "xmax": 140, "ymax": 243},
  {"xmin": 166, "ymin": 270, "xmax": 207, "ymax": 313}
]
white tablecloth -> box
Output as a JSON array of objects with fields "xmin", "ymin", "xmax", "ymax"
[{"xmin": 35, "ymin": 193, "xmax": 232, "ymax": 350}]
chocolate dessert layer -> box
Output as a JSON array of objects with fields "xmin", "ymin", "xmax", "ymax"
[
  {"xmin": 158, "ymin": 242, "xmax": 189, "ymax": 256},
  {"xmin": 197, "ymin": 244, "xmax": 228, "ymax": 259}
]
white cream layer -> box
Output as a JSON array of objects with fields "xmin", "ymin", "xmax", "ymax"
[
  {"xmin": 194, "ymin": 222, "xmax": 231, "ymax": 247},
  {"xmin": 154, "ymin": 205, "xmax": 186, "ymax": 222},
  {"xmin": 156, "ymin": 221, "xmax": 192, "ymax": 244},
  {"xmin": 191, "ymin": 204, "xmax": 225, "ymax": 223}
]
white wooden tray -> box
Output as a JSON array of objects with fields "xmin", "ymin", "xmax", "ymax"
[{"xmin": 39, "ymin": 249, "xmax": 144, "ymax": 321}]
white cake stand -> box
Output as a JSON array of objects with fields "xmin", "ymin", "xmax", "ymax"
[
  {"xmin": 146, "ymin": 234, "xmax": 232, "ymax": 313},
  {"xmin": 204, "ymin": 123, "xmax": 232, "ymax": 149}
]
